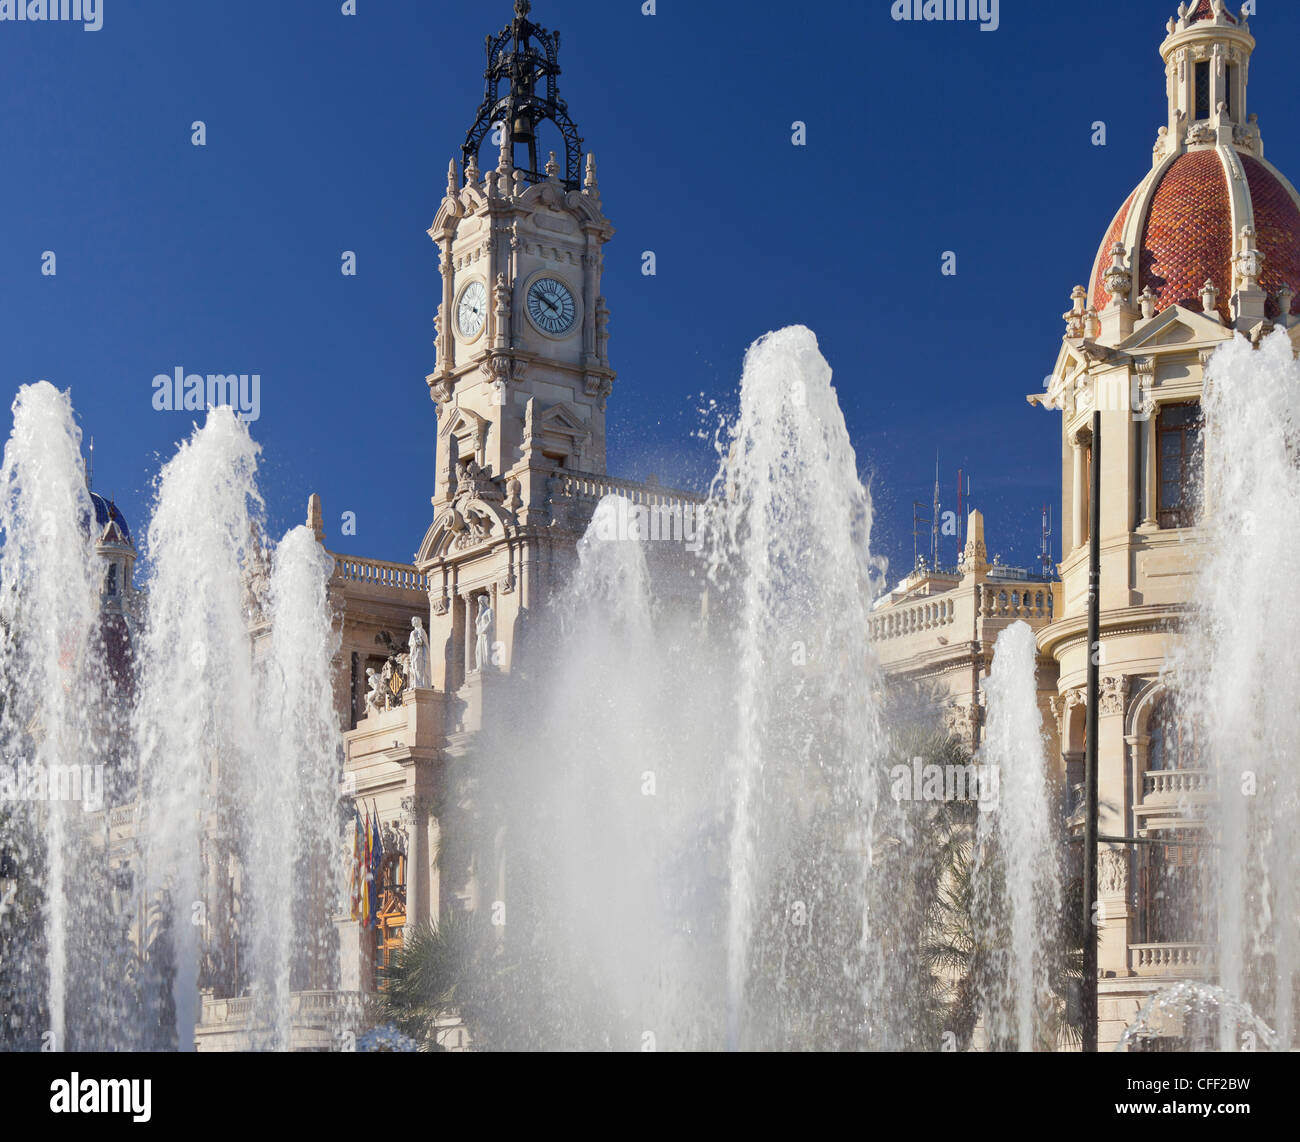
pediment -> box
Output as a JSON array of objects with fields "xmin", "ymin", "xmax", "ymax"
[
  {"xmin": 536, "ymin": 401, "xmax": 589, "ymax": 437},
  {"xmin": 1117, "ymin": 306, "xmax": 1232, "ymax": 353},
  {"xmin": 417, "ymin": 496, "xmax": 511, "ymax": 563},
  {"xmin": 438, "ymin": 405, "xmax": 488, "ymax": 442}
]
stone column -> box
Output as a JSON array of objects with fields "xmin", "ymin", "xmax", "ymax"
[
  {"xmin": 1071, "ymin": 435, "xmax": 1086, "ymax": 552},
  {"xmin": 1142, "ymin": 413, "xmax": 1158, "ymax": 528},
  {"xmin": 581, "ymin": 240, "xmax": 599, "ymax": 364},
  {"xmin": 426, "ymin": 811, "xmax": 441, "ymax": 926},
  {"xmin": 402, "ymin": 794, "xmax": 427, "ymax": 936},
  {"xmin": 439, "ymin": 248, "xmax": 454, "ymax": 372},
  {"xmin": 1098, "ymin": 675, "xmax": 1133, "ymax": 977}
]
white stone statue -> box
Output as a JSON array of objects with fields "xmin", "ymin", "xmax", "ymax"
[
  {"xmin": 364, "ymin": 668, "xmax": 383, "ymax": 716},
  {"xmin": 408, "ymin": 616, "xmax": 430, "ymax": 690},
  {"xmin": 474, "ymin": 597, "xmax": 494, "ymax": 673}
]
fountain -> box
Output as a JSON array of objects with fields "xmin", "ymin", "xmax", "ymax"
[
  {"xmin": 14, "ymin": 324, "xmax": 1293, "ymax": 1054},
  {"xmin": 456, "ymin": 327, "xmax": 976, "ymax": 1050},
  {"xmin": 1116, "ymin": 980, "xmax": 1278, "ymax": 1053},
  {"xmin": 973, "ymin": 621, "xmax": 1063, "ymax": 1050},
  {"xmin": 245, "ymin": 525, "xmax": 344, "ymax": 1049},
  {"xmin": 1169, "ymin": 327, "xmax": 1300, "ymax": 1050},
  {"xmin": 0, "ymin": 397, "xmax": 343, "ymax": 1050},
  {"xmin": 0, "ymin": 382, "xmax": 116, "ymax": 1050},
  {"xmin": 705, "ymin": 327, "xmax": 889, "ymax": 1049},
  {"xmin": 133, "ymin": 407, "xmax": 266, "ymax": 1049}
]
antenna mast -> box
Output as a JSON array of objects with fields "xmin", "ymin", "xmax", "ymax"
[
  {"xmin": 1040, "ymin": 502, "xmax": 1054, "ymax": 579},
  {"xmin": 932, "ymin": 453, "xmax": 941, "ymax": 571}
]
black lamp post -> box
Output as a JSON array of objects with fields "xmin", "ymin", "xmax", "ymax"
[{"xmin": 1083, "ymin": 408, "xmax": 1101, "ymax": 1052}]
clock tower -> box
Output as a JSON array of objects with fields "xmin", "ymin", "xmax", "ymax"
[{"xmin": 418, "ymin": 0, "xmax": 618, "ymax": 689}]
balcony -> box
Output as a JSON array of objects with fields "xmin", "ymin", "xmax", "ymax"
[
  {"xmin": 1130, "ymin": 943, "xmax": 1216, "ymax": 978},
  {"xmin": 1142, "ymin": 768, "xmax": 1214, "ymax": 801},
  {"xmin": 196, "ymin": 989, "xmax": 365, "ymax": 1052},
  {"xmin": 869, "ymin": 597, "xmax": 956, "ymax": 643},
  {"xmin": 1135, "ymin": 769, "xmax": 1215, "ymax": 831}
]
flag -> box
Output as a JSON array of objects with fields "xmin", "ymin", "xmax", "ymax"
[
  {"xmin": 369, "ymin": 806, "xmax": 385, "ymax": 931},
  {"xmin": 349, "ymin": 807, "xmax": 362, "ymax": 922},
  {"xmin": 361, "ymin": 806, "xmax": 374, "ymax": 929}
]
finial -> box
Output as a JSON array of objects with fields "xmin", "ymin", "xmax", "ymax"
[
  {"xmin": 308, "ymin": 493, "xmax": 326, "ymax": 544},
  {"xmin": 546, "ymin": 150, "xmax": 559, "ymax": 180},
  {"xmin": 1064, "ymin": 286, "xmax": 1088, "ymax": 338},
  {"xmin": 585, "ymin": 152, "xmax": 598, "ymax": 194},
  {"xmin": 498, "ymin": 122, "xmax": 514, "ymax": 176},
  {"xmin": 466, "ymin": 152, "xmax": 480, "ymax": 184},
  {"xmin": 515, "ymin": 0, "xmax": 531, "ymax": 16},
  {"xmin": 1274, "ymin": 283, "xmax": 1294, "ymax": 329},
  {"xmin": 446, "ymin": 159, "xmax": 459, "ymax": 198},
  {"xmin": 1139, "ymin": 286, "xmax": 1159, "ymax": 320},
  {"xmin": 1103, "ymin": 242, "xmax": 1132, "ymax": 305},
  {"xmin": 1201, "ymin": 279, "xmax": 1221, "ymax": 320},
  {"xmin": 1235, "ymin": 225, "xmax": 1265, "ymax": 293}
]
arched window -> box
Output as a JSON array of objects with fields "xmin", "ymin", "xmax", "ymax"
[{"xmin": 1148, "ymin": 695, "xmax": 1198, "ymax": 771}]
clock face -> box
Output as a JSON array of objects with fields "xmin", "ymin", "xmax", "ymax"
[
  {"xmin": 456, "ymin": 279, "xmax": 487, "ymax": 339},
  {"xmin": 526, "ymin": 277, "xmax": 577, "ymax": 336}
]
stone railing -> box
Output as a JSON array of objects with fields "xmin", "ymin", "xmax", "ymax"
[
  {"xmin": 556, "ymin": 470, "xmax": 704, "ymax": 508},
  {"xmin": 869, "ymin": 597, "xmax": 956, "ymax": 642},
  {"xmin": 1131, "ymin": 943, "xmax": 1216, "ymax": 977},
  {"xmin": 333, "ymin": 556, "xmax": 428, "ymax": 593},
  {"xmin": 199, "ymin": 990, "xmax": 365, "ymax": 1029},
  {"xmin": 980, "ymin": 583, "xmax": 1054, "ymax": 622},
  {"xmin": 1143, "ymin": 769, "xmax": 1215, "ymax": 800}
]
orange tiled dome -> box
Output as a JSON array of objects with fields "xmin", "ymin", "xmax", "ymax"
[{"xmin": 1089, "ymin": 148, "xmax": 1300, "ymax": 323}]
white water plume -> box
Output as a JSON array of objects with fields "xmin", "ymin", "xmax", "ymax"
[
  {"xmin": 0, "ymin": 382, "xmax": 105, "ymax": 1050},
  {"xmin": 1171, "ymin": 328, "xmax": 1300, "ymax": 1049},
  {"xmin": 975, "ymin": 621, "xmax": 1062, "ymax": 1050}
]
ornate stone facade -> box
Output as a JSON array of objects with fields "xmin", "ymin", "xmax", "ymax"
[{"xmin": 1031, "ymin": 0, "xmax": 1300, "ymax": 1050}]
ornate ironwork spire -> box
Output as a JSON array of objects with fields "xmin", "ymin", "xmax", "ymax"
[{"xmin": 462, "ymin": 1, "xmax": 584, "ymax": 191}]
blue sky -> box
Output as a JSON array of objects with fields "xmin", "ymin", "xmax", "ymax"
[{"xmin": 2, "ymin": 0, "xmax": 1296, "ymax": 580}]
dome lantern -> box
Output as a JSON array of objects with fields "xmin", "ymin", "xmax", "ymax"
[
  {"xmin": 1158, "ymin": 2, "xmax": 1256, "ymax": 165},
  {"xmin": 1081, "ymin": 2, "xmax": 1300, "ymax": 335}
]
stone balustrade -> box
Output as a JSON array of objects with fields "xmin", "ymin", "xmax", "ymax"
[
  {"xmin": 556, "ymin": 469, "xmax": 704, "ymax": 508},
  {"xmin": 1130, "ymin": 943, "xmax": 1216, "ymax": 977},
  {"xmin": 979, "ymin": 583, "xmax": 1054, "ymax": 621},
  {"xmin": 333, "ymin": 555, "xmax": 428, "ymax": 593},
  {"xmin": 869, "ymin": 597, "xmax": 956, "ymax": 642},
  {"xmin": 1142, "ymin": 769, "xmax": 1215, "ymax": 800}
]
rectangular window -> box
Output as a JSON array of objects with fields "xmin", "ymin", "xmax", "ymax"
[
  {"xmin": 1157, "ymin": 402, "xmax": 1203, "ymax": 529},
  {"xmin": 1195, "ymin": 61, "xmax": 1211, "ymax": 120},
  {"xmin": 1226, "ymin": 65, "xmax": 1236, "ymax": 119},
  {"xmin": 1141, "ymin": 829, "xmax": 1213, "ymax": 945},
  {"xmin": 1082, "ymin": 439, "xmax": 1093, "ymax": 542}
]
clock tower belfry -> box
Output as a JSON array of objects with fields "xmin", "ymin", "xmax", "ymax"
[{"xmin": 418, "ymin": 0, "xmax": 618, "ymax": 689}]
